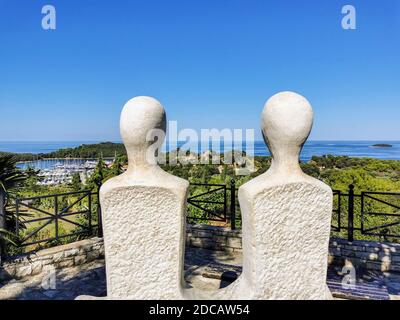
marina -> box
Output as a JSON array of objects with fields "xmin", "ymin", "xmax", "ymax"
[{"xmin": 17, "ymin": 159, "xmax": 112, "ymax": 186}]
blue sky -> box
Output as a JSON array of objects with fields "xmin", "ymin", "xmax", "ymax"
[{"xmin": 0, "ymin": 0, "xmax": 399, "ymax": 141}]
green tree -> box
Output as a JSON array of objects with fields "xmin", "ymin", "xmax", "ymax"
[
  {"xmin": 24, "ymin": 167, "xmax": 42, "ymax": 192},
  {"xmin": 300, "ymin": 162, "xmax": 320, "ymax": 178},
  {"xmin": 108, "ymin": 154, "xmax": 125, "ymax": 177},
  {"xmin": 70, "ymin": 172, "xmax": 82, "ymax": 191},
  {"xmin": 0, "ymin": 155, "xmax": 27, "ymax": 250},
  {"xmin": 88, "ymin": 156, "xmax": 107, "ymax": 192},
  {"xmin": 0, "ymin": 155, "xmax": 27, "ymax": 195}
]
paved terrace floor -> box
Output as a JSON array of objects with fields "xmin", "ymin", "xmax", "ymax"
[{"xmin": 1, "ymin": 247, "xmax": 400, "ymax": 300}]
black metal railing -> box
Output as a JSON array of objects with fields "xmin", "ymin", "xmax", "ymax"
[
  {"xmin": 3, "ymin": 182, "xmax": 399, "ymax": 255},
  {"xmin": 7, "ymin": 190, "xmax": 103, "ymax": 249},
  {"xmin": 187, "ymin": 180, "xmax": 237, "ymax": 230},
  {"xmin": 360, "ymin": 190, "xmax": 400, "ymax": 239},
  {"xmin": 187, "ymin": 182, "xmax": 400, "ymax": 241},
  {"xmin": 329, "ymin": 185, "xmax": 400, "ymax": 242},
  {"xmin": 331, "ymin": 190, "xmax": 341, "ymax": 232},
  {"xmin": 187, "ymin": 182, "xmax": 226, "ymax": 224}
]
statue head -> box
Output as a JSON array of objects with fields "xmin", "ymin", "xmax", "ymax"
[
  {"xmin": 120, "ymin": 96, "xmax": 166, "ymax": 167},
  {"xmin": 261, "ymin": 91, "xmax": 314, "ymax": 171}
]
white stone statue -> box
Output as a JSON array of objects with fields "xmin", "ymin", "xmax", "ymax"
[
  {"xmin": 99, "ymin": 96, "xmax": 189, "ymax": 299},
  {"xmin": 79, "ymin": 92, "xmax": 332, "ymax": 300},
  {"xmin": 216, "ymin": 91, "xmax": 333, "ymax": 300}
]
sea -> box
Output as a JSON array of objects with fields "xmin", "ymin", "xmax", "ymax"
[{"xmin": 0, "ymin": 141, "xmax": 399, "ymax": 170}]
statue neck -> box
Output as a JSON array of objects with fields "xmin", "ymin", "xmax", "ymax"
[
  {"xmin": 268, "ymin": 148, "xmax": 303, "ymax": 176},
  {"xmin": 126, "ymin": 148, "xmax": 158, "ymax": 174}
]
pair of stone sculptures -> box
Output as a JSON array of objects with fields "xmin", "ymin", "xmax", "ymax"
[{"xmin": 89, "ymin": 91, "xmax": 333, "ymax": 300}]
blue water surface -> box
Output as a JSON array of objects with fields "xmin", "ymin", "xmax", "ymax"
[{"xmin": 1, "ymin": 140, "xmax": 399, "ymax": 170}]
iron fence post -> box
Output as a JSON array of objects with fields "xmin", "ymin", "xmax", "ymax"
[
  {"xmin": 54, "ymin": 196, "xmax": 59, "ymax": 241},
  {"xmin": 361, "ymin": 191, "xmax": 364, "ymax": 235},
  {"xmin": 230, "ymin": 179, "xmax": 236, "ymax": 230},
  {"xmin": 338, "ymin": 190, "xmax": 342, "ymax": 232},
  {"xmin": 88, "ymin": 191, "xmax": 92, "ymax": 235},
  {"xmin": 348, "ymin": 184, "xmax": 355, "ymax": 242},
  {"xmin": 224, "ymin": 185, "xmax": 227, "ymax": 221}
]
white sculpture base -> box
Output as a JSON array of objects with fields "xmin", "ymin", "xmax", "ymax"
[
  {"xmin": 100, "ymin": 169, "xmax": 189, "ymax": 300},
  {"xmin": 236, "ymin": 179, "xmax": 333, "ymax": 299}
]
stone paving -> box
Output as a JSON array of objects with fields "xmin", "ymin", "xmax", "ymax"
[
  {"xmin": 1, "ymin": 247, "xmax": 400, "ymax": 300},
  {"xmin": 0, "ymin": 248, "xmax": 241, "ymax": 300},
  {"xmin": 0, "ymin": 260, "xmax": 106, "ymax": 300}
]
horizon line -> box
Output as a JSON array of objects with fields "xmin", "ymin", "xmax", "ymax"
[{"xmin": 1, "ymin": 139, "xmax": 400, "ymax": 143}]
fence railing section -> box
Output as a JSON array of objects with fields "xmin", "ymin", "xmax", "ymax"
[
  {"xmin": 331, "ymin": 190, "xmax": 341, "ymax": 232},
  {"xmin": 187, "ymin": 182, "xmax": 227, "ymax": 224},
  {"xmin": 186, "ymin": 180, "xmax": 237, "ymax": 229},
  {"xmin": 7, "ymin": 190, "xmax": 102, "ymax": 249},
  {"xmin": 328, "ymin": 185, "xmax": 400, "ymax": 242},
  {"xmin": 188, "ymin": 182, "xmax": 400, "ymax": 242},
  {"xmin": 3, "ymin": 183, "xmax": 400, "ymax": 255},
  {"xmin": 360, "ymin": 190, "xmax": 400, "ymax": 239}
]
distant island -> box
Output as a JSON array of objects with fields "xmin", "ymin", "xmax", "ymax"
[
  {"xmin": 0, "ymin": 142, "xmax": 126, "ymax": 162},
  {"xmin": 0, "ymin": 141, "xmax": 398, "ymax": 162},
  {"xmin": 371, "ymin": 144, "xmax": 393, "ymax": 148}
]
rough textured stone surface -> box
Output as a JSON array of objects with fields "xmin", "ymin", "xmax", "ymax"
[
  {"xmin": 0, "ymin": 260, "xmax": 106, "ymax": 300},
  {"xmin": 328, "ymin": 238, "xmax": 400, "ymax": 273},
  {"xmin": 187, "ymin": 225, "xmax": 243, "ymax": 253},
  {"xmin": 0, "ymin": 238, "xmax": 104, "ymax": 282}
]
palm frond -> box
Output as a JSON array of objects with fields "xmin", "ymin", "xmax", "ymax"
[
  {"xmin": 0, "ymin": 154, "xmax": 28, "ymax": 249},
  {"xmin": 0, "ymin": 228, "xmax": 18, "ymax": 246}
]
